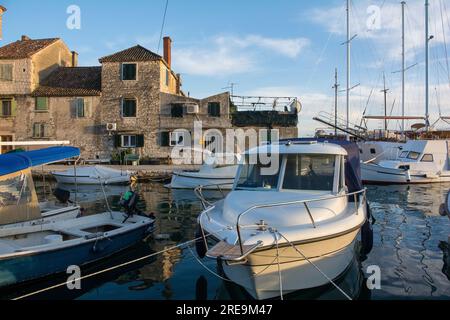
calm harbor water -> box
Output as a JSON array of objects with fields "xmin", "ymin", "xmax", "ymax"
[{"xmin": 2, "ymin": 181, "xmax": 450, "ymax": 300}]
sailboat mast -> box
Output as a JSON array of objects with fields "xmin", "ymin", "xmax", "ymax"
[
  {"xmin": 425, "ymin": 0, "xmax": 430, "ymax": 131},
  {"xmin": 346, "ymin": 0, "xmax": 351, "ymax": 140},
  {"xmin": 401, "ymin": 1, "xmax": 406, "ymax": 140},
  {"xmin": 333, "ymin": 68, "xmax": 339, "ymax": 138}
]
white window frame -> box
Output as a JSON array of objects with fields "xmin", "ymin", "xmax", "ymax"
[
  {"xmin": 170, "ymin": 131, "xmax": 187, "ymax": 147},
  {"xmin": 121, "ymin": 135, "xmax": 137, "ymax": 148},
  {"xmin": 121, "ymin": 63, "xmax": 138, "ymax": 81}
]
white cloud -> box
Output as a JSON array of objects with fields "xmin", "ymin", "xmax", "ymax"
[
  {"xmin": 308, "ymin": 0, "xmax": 450, "ymax": 63},
  {"xmin": 174, "ymin": 46, "xmax": 254, "ymax": 76},
  {"xmin": 173, "ymin": 34, "xmax": 310, "ymax": 76}
]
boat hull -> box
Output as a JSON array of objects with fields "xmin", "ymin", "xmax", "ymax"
[
  {"xmin": 169, "ymin": 172, "xmax": 235, "ymax": 190},
  {"xmin": 0, "ymin": 222, "xmax": 151, "ymax": 288},
  {"xmin": 220, "ymin": 230, "xmax": 359, "ymax": 300},
  {"xmin": 53, "ymin": 174, "xmax": 130, "ymax": 185},
  {"xmin": 361, "ymin": 163, "xmax": 450, "ymax": 184}
]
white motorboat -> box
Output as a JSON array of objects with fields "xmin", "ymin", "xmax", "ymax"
[
  {"xmin": 361, "ymin": 140, "xmax": 450, "ymax": 184},
  {"xmin": 0, "ymin": 147, "xmax": 155, "ymax": 288},
  {"xmin": 358, "ymin": 141, "xmax": 404, "ymax": 164},
  {"xmin": 167, "ymin": 153, "xmax": 240, "ymax": 190},
  {"xmin": 195, "ymin": 140, "xmax": 372, "ymax": 300},
  {"xmin": 52, "ymin": 165, "xmax": 132, "ymax": 185}
]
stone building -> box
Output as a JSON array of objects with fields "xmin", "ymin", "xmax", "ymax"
[
  {"xmin": 0, "ymin": 36, "xmax": 77, "ymax": 153},
  {"xmin": 0, "ymin": 35, "xmax": 299, "ymax": 160}
]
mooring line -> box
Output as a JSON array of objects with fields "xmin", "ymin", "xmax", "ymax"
[
  {"xmin": 276, "ymin": 231, "xmax": 352, "ymax": 301},
  {"xmin": 12, "ymin": 235, "xmax": 210, "ymax": 300}
]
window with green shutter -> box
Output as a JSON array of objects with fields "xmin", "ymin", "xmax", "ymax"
[
  {"xmin": 121, "ymin": 63, "xmax": 137, "ymax": 81},
  {"xmin": 122, "ymin": 98, "xmax": 137, "ymax": 117},
  {"xmin": 0, "ymin": 64, "xmax": 13, "ymax": 81},
  {"xmin": 35, "ymin": 97, "xmax": 48, "ymax": 112},
  {"xmin": 159, "ymin": 132, "xmax": 170, "ymax": 147},
  {"xmin": 0, "ymin": 99, "xmax": 15, "ymax": 117},
  {"xmin": 76, "ymin": 98, "xmax": 85, "ymax": 118},
  {"xmin": 208, "ymin": 102, "xmax": 221, "ymax": 117}
]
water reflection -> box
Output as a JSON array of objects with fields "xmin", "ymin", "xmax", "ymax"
[{"xmin": 6, "ymin": 180, "xmax": 450, "ymax": 300}]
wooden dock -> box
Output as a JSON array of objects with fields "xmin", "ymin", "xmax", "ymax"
[{"xmin": 32, "ymin": 164, "xmax": 201, "ymax": 182}]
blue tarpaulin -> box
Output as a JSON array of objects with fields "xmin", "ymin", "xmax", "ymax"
[
  {"xmin": 280, "ymin": 138, "xmax": 363, "ymax": 193},
  {"xmin": 0, "ymin": 146, "xmax": 80, "ymax": 176}
]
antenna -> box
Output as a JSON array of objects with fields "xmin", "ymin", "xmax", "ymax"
[{"xmin": 222, "ymin": 82, "xmax": 238, "ymax": 97}]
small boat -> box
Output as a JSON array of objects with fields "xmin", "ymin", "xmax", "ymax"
[
  {"xmin": 0, "ymin": 147, "xmax": 155, "ymax": 288},
  {"xmin": 0, "ymin": 212, "xmax": 154, "ymax": 288},
  {"xmin": 195, "ymin": 140, "xmax": 372, "ymax": 300},
  {"xmin": 361, "ymin": 140, "xmax": 450, "ymax": 184},
  {"xmin": 167, "ymin": 153, "xmax": 240, "ymax": 190},
  {"xmin": 52, "ymin": 165, "xmax": 132, "ymax": 185},
  {"xmin": 0, "ymin": 147, "xmax": 82, "ymax": 230}
]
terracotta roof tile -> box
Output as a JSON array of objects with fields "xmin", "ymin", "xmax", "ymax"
[
  {"xmin": 0, "ymin": 38, "xmax": 59, "ymax": 59},
  {"xmin": 32, "ymin": 67, "xmax": 102, "ymax": 97},
  {"xmin": 99, "ymin": 45, "xmax": 161, "ymax": 63}
]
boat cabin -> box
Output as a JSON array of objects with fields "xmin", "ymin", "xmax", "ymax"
[
  {"xmin": 234, "ymin": 141, "xmax": 348, "ymax": 195},
  {"xmin": 383, "ymin": 140, "xmax": 450, "ymax": 171}
]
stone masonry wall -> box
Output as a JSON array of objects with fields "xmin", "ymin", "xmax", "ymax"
[{"xmin": 100, "ymin": 60, "xmax": 161, "ymax": 159}]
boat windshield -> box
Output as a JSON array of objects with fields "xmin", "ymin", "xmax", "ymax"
[
  {"xmin": 399, "ymin": 151, "xmax": 408, "ymax": 158},
  {"xmin": 235, "ymin": 158, "xmax": 280, "ymax": 190},
  {"xmin": 0, "ymin": 172, "xmax": 33, "ymax": 207},
  {"xmin": 282, "ymin": 154, "xmax": 336, "ymax": 191}
]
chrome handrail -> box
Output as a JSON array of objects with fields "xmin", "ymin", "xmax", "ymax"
[
  {"xmin": 194, "ymin": 183, "xmax": 229, "ymax": 210},
  {"xmin": 235, "ymin": 189, "xmax": 367, "ymax": 255}
]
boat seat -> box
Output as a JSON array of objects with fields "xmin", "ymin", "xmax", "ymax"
[{"xmin": 206, "ymin": 240, "xmax": 263, "ymax": 261}]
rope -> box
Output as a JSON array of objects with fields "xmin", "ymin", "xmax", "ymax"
[
  {"xmin": 157, "ymin": 0, "xmax": 169, "ymax": 54},
  {"xmin": 98, "ymin": 177, "xmax": 113, "ymax": 219},
  {"xmin": 276, "ymin": 231, "xmax": 352, "ymax": 301},
  {"xmin": 12, "ymin": 235, "xmax": 210, "ymax": 300},
  {"xmin": 186, "ymin": 245, "xmax": 233, "ymax": 283},
  {"xmin": 273, "ymin": 230, "xmax": 284, "ymax": 301}
]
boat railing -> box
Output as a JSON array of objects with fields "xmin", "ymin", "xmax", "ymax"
[
  {"xmin": 234, "ymin": 189, "xmax": 367, "ymax": 256},
  {"xmin": 194, "ymin": 184, "xmax": 229, "ymax": 209}
]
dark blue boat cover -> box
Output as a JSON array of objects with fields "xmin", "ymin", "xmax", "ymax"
[
  {"xmin": 280, "ymin": 138, "xmax": 363, "ymax": 193},
  {"xmin": 0, "ymin": 146, "xmax": 80, "ymax": 176}
]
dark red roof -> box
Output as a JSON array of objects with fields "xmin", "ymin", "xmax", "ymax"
[
  {"xmin": 0, "ymin": 38, "xmax": 59, "ymax": 59},
  {"xmin": 32, "ymin": 67, "xmax": 102, "ymax": 97},
  {"xmin": 99, "ymin": 45, "xmax": 161, "ymax": 63}
]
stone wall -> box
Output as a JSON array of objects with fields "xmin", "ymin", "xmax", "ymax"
[
  {"xmin": 31, "ymin": 40, "xmax": 73, "ymax": 90},
  {"xmin": 0, "ymin": 59, "xmax": 33, "ymax": 95},
  {"xmin": 100, "ymin": 60, "xmax": 161, "ymax": 159}
]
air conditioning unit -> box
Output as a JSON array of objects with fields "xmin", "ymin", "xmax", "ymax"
[
  {"xmin": 186, "ymin": 104, "xmax": 199, "ymax": 114},
  {"xmin": 106, "ymin": 123, "xmax": 117, "ymax": 131}
]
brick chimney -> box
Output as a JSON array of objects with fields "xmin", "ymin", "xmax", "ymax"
[
  {"xmin": 71, "ymin": 51, "xmax": 78, "ymax": 67},
  {"xmin": 21, "ymin": 35, "xmax": 31, "ymax": 41},
  {"xmin": 0, "ymin": 6, "xmax": 6, "ymax": 40},
  {"xmin": 163, "ymin": 36, "xmax": 172, "ymax": 68}
]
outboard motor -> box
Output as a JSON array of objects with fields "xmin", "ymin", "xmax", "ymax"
[
  {"xmin": 119, "ymin": 191, "xmax": 141, "ymax": 222},
  {"xmin": 53, "ymin": 188, "xmax": 71, "ymax": 204}
]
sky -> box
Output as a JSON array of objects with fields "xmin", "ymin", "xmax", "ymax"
[{"xmin": 2, "ymin": 0, "xmax": 450, "ymax": 136}]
